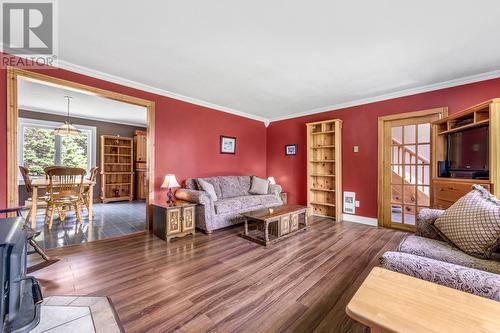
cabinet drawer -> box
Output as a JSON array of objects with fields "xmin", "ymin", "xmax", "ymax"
[{"xmin": 433, "ymin": 181, "xmax": 491, "ymax": 208}]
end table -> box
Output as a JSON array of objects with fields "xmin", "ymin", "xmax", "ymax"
[{"xmin": 153, "ymin": 200, "xmax": 196, "ymax": 242}]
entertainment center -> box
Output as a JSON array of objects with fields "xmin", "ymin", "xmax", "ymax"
[{"xmin": 432, "ymin": 99, "xmax": 500, "ymax": 209}]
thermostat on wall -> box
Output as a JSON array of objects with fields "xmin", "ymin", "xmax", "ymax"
[{"xmin": 343, "ymin": 192, "xmax": 356, "ymax": 214}]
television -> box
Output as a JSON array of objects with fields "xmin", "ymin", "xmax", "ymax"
[{"xmin": 447, "ymin": 125, "xmax": 489, "ymax": 178}]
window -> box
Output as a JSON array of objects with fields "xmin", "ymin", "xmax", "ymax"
[{"xmin": 18, "ymin": 118, "xmax": 96, "ymax": 178}]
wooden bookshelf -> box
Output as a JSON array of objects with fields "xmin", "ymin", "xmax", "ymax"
[
  {"xmin": 306, "ymin": 119, "xmax": 342, "ymax": 219},
  {"xmin": 100, "ymin": 135, "xmax": 134, "ymax": 203}
]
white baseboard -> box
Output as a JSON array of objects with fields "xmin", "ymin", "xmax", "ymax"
[{"xmin": 342, "ymin": 214, "xmax": 378, "ymax": 227}]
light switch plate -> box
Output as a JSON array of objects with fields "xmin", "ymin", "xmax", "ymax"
[
  {"xmin": 353, "ymin": 146, "xmax": 359, "ymax": 153},
  {"xmin": 355, "ymin": 201, "xmax": 360, "ymax": 208}
]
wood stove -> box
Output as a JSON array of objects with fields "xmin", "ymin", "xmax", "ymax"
[{"xmin": 0, "ymin": 217, "xmax": 42, "ymax": 333}]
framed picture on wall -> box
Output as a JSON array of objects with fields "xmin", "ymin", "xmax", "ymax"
[
  {"xmin": 220, "ymin": 136, "xmax": 236, "ymax": 154},
  {"xmin": 285, "ymin": 144, "xmax": 297, "ymax": 155}
]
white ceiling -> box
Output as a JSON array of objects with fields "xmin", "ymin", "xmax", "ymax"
[
  {"xmin": 52, "ymin": 1, "xmax": 500, "ymax": 122},
  {"xmin": 18, "ymin": 78, "xmax": 147, "ymax": 126}
]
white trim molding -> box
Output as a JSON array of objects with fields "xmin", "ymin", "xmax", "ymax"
[
  {"xmin": 269, "ymin": 69, "xmax": 500, "ymax": 122},
  {"xmin": 342, "ymin": 214, "xmax": 378, "ymax": 227}
]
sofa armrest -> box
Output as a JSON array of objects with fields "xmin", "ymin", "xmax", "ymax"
[
  {"xmin": 416, "ymin": 208, "xmax": 445, "ymax": 240},
  {"xmin": 380, "ymin": 251, "xmax": 500, "ymax": 301},
  {"xmin": 175, "ymin": 188, "xmax": 211, "ymax": 205},
  {"xmin": 268, "ymin": 184, "xmax": 282, "ymax": 196}
]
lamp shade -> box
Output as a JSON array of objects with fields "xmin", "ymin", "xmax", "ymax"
[
  {"xmin": 267, "ymin": 177, "xmax": 276, "ymax": 185},
  {"xmin": 54, "ymin": 121, "xmax": 81, "ymax": 137},
  {"xmin": 161, "ymin": 174, "xmax": 180, "ymax": 189}
]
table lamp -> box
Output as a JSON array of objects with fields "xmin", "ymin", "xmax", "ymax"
[
  {"xmin": 161, "ymin": 174, "xmax": 180, "ymax": 204},
  {"xmin": 267, "ymin": 177, "xmax": 276, "ymax": 185}
]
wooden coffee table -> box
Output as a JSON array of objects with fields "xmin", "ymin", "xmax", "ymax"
[
  {"xmin": 346, "ymin": 267, "xmax": 500, "ymax": 333},
  {"xmin": 240, "ymin": 204, "xmax": 308, "ymax": 246}
]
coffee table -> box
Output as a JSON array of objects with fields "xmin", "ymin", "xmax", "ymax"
[
  {"xmin": 240, "ymin": 204, "xmax": 308, "ymax": 246},
  {"xmin": 346, "ymin": 267, "xmax": 500, "ymax": 333}
]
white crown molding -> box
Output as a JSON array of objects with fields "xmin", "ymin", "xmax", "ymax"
[
  {"xmin": 55, "ymin": 59, "xmax": 269, "ymax": 124},
  {"xmin": 23, "ymin": 53, "xmax": 500, "ymax": 125},
  {"xmin": 342, "ymin": 214, "xmax": 378, "ymax": 227},
  {"xmin": 19, "ymin": 104, "xmax": 147, "ymax": 127},
  {"xmin": 269, "ymin": 69, "xmax": 500, "ymax": 122}
]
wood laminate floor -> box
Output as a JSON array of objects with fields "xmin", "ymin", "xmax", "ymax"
[{"xmin": 31, "ymin": 217, "xmax": 406, "ymax": 333}]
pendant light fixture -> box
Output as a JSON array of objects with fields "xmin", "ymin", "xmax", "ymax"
[{"xmin": 54, "ymin": 96, "xmax": 81, "ymax": 137}]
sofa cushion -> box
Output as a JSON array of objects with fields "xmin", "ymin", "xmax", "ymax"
[
  {"xmin": 380, "ymin": 251, "xmax": 500, "ymax": 302},
  {"xmin": 434, "ymin": 185, "xmax": 500, "ymax": 259},
  {"xmin": 197, "ymin": 179, "xmax": 217, "ymax": 201},
  {"xmin": 214, "ymin": 198, "xmax": 243, "ymax": 215},
  {"xmin": 249, "ymin": 176, "xmax": 269, "ymax": 195},
  {"xmin": 399, "ymin": 235, "xmax": 500, "ymax": 275},
  {"xmin": 231, "ymin": 195, "xmax": 262, "ymax": 209},
  {"xmin": 196, "ymin": 177, "xmax": 223, "ymax": 199},
  {"xmin": 219, "ymin": 176, "xmax": 251, "ymax": 199}
]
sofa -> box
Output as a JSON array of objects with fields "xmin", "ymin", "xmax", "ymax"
[
  {"xmin": 381, "ymin": 208, "xmax": 500, "ymax": 301},
  {"xmin": 175, "ymin": 176, "xmax": 283, "ymax": 234}
]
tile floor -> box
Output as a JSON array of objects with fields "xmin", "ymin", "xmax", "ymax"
[
  {"xmin": 30, "ymin": 296, "xmax": 121, "ymax": 333},
  {"xmin": 28, "ymin": 201, "xmax": 146, "ymax": 249}
]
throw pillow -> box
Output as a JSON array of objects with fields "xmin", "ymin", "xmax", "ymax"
[
  {"xmin": 197, "ymin": 178, "xmax": 218, "ymax": 201},
  {"xmin": 434, "ymin": 185, "xmax": 500, "ymax": 259},
  {"xmin": 249, "ymin": 176, "xmax": 270, "ymax": 195}
]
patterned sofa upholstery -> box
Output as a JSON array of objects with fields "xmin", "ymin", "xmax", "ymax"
[
  {"xmin": 175, "ymin": 176, "xmax": 283, "ymax": 233},
  {"xmin": 381, "ymin": 208, "xmax": 500, "ymax": 301}
]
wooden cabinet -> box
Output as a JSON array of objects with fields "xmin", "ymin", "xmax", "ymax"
[
  {"xmin": 134, "ymin": 132, "xmax": 147, "ymax": 162},
  {"xmin": 134, "ymin": 130, "xmax": 148, "ymax": 200},
  {"xmin": 306, "ymin": 119, "xmax": 342, "ymax": 220},
  {"xmin": 153, "ymin": 201, "xmax": 196, "ymax": 242},
  {"xmin": 135, "ymin": 170, "xmax": 148, "ymax": 201},
  {"xmin": 100, "ymin": 135, "xmax": 134, "ymax": 203},
  {"xmin": 431, "ymin": 99, "xmax": 500, "ymax": 208},
  {"xmin": 433, "ymin": 179, "xmax": 491, "ymax": 209}
]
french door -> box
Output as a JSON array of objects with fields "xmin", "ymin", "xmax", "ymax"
[{"xmin": 378, "ymin": 108, "xmax": 447, "ymax": 231}]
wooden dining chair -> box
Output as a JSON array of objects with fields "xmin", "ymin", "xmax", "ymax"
[
  {"xmin": 82, "ymin": 167, "xmax": 98, "ymax": 215},
  {"xmin": 44, "ymin": 167, "xmax": 86, "ymax": 229},
  {"xmin": 19, "ymin": 166, "xmax": 48, "ymax": 226},
  {"xmin": 0, "ymin": 207, "xmax": 53, "ymax": 262}
]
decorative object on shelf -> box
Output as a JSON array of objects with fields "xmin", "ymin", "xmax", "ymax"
[
  {"xmin": 220, "ymin": 136, "xmax": 236, "ymax": 154},
  {"xmin": 54, "ymin": 96, "xmax": 81, "ymax": 137},
  {"xmin": 161, "ymin": 174, "xmax": 180, "ymax": 204},
  {"xmin": 306, "ymin": 119, "xmax": 342, "ymax": 220},
  {"xmin": 267, "ymin": 176, "xmax": 276, "ymax": 184},
  {"xmin": 285, "ymin": 144, "xmax": 297, "ymax": 155}
]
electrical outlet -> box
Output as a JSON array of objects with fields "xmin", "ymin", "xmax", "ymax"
[
  {"xmin": 355, "ymin": 201, "xmax": 360, "ymax": 208},
  {"xmin": 353, "ymin": 146, "xmax": 359, "ymax": 153}
]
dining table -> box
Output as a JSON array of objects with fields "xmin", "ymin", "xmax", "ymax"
[{"xmin": 29, "ymin": 178, "xmax": 95, "ymax": 229}]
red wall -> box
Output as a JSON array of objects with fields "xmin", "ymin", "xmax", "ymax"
[
  {"xmin": 0, "ymin": 54, "xmax": 267, "ymax": 207},
  {"xmin": 267, "ymin": 78, "xmax": 500, "ymax": 218}
]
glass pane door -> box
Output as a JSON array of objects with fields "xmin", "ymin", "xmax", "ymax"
[{"xmin": 388, "ymin": 119, "xmax": 432, "ymax": 229}]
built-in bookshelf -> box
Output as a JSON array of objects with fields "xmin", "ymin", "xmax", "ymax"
[
  {"xmin": 100, "ymin": 135, "xmax": 134, "ymax": 203},
  {"xmin": 306, "ymin": 119, "xmax": 342, "ymax": 219}
]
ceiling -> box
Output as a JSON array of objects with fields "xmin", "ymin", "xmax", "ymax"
[
  {"xmin": 52, "ymin": 1, "xmax": 500, "ymax": 122},
  {"xmin": 18, "ymin": 78, "xmax": 147, "ymax": 126}
]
